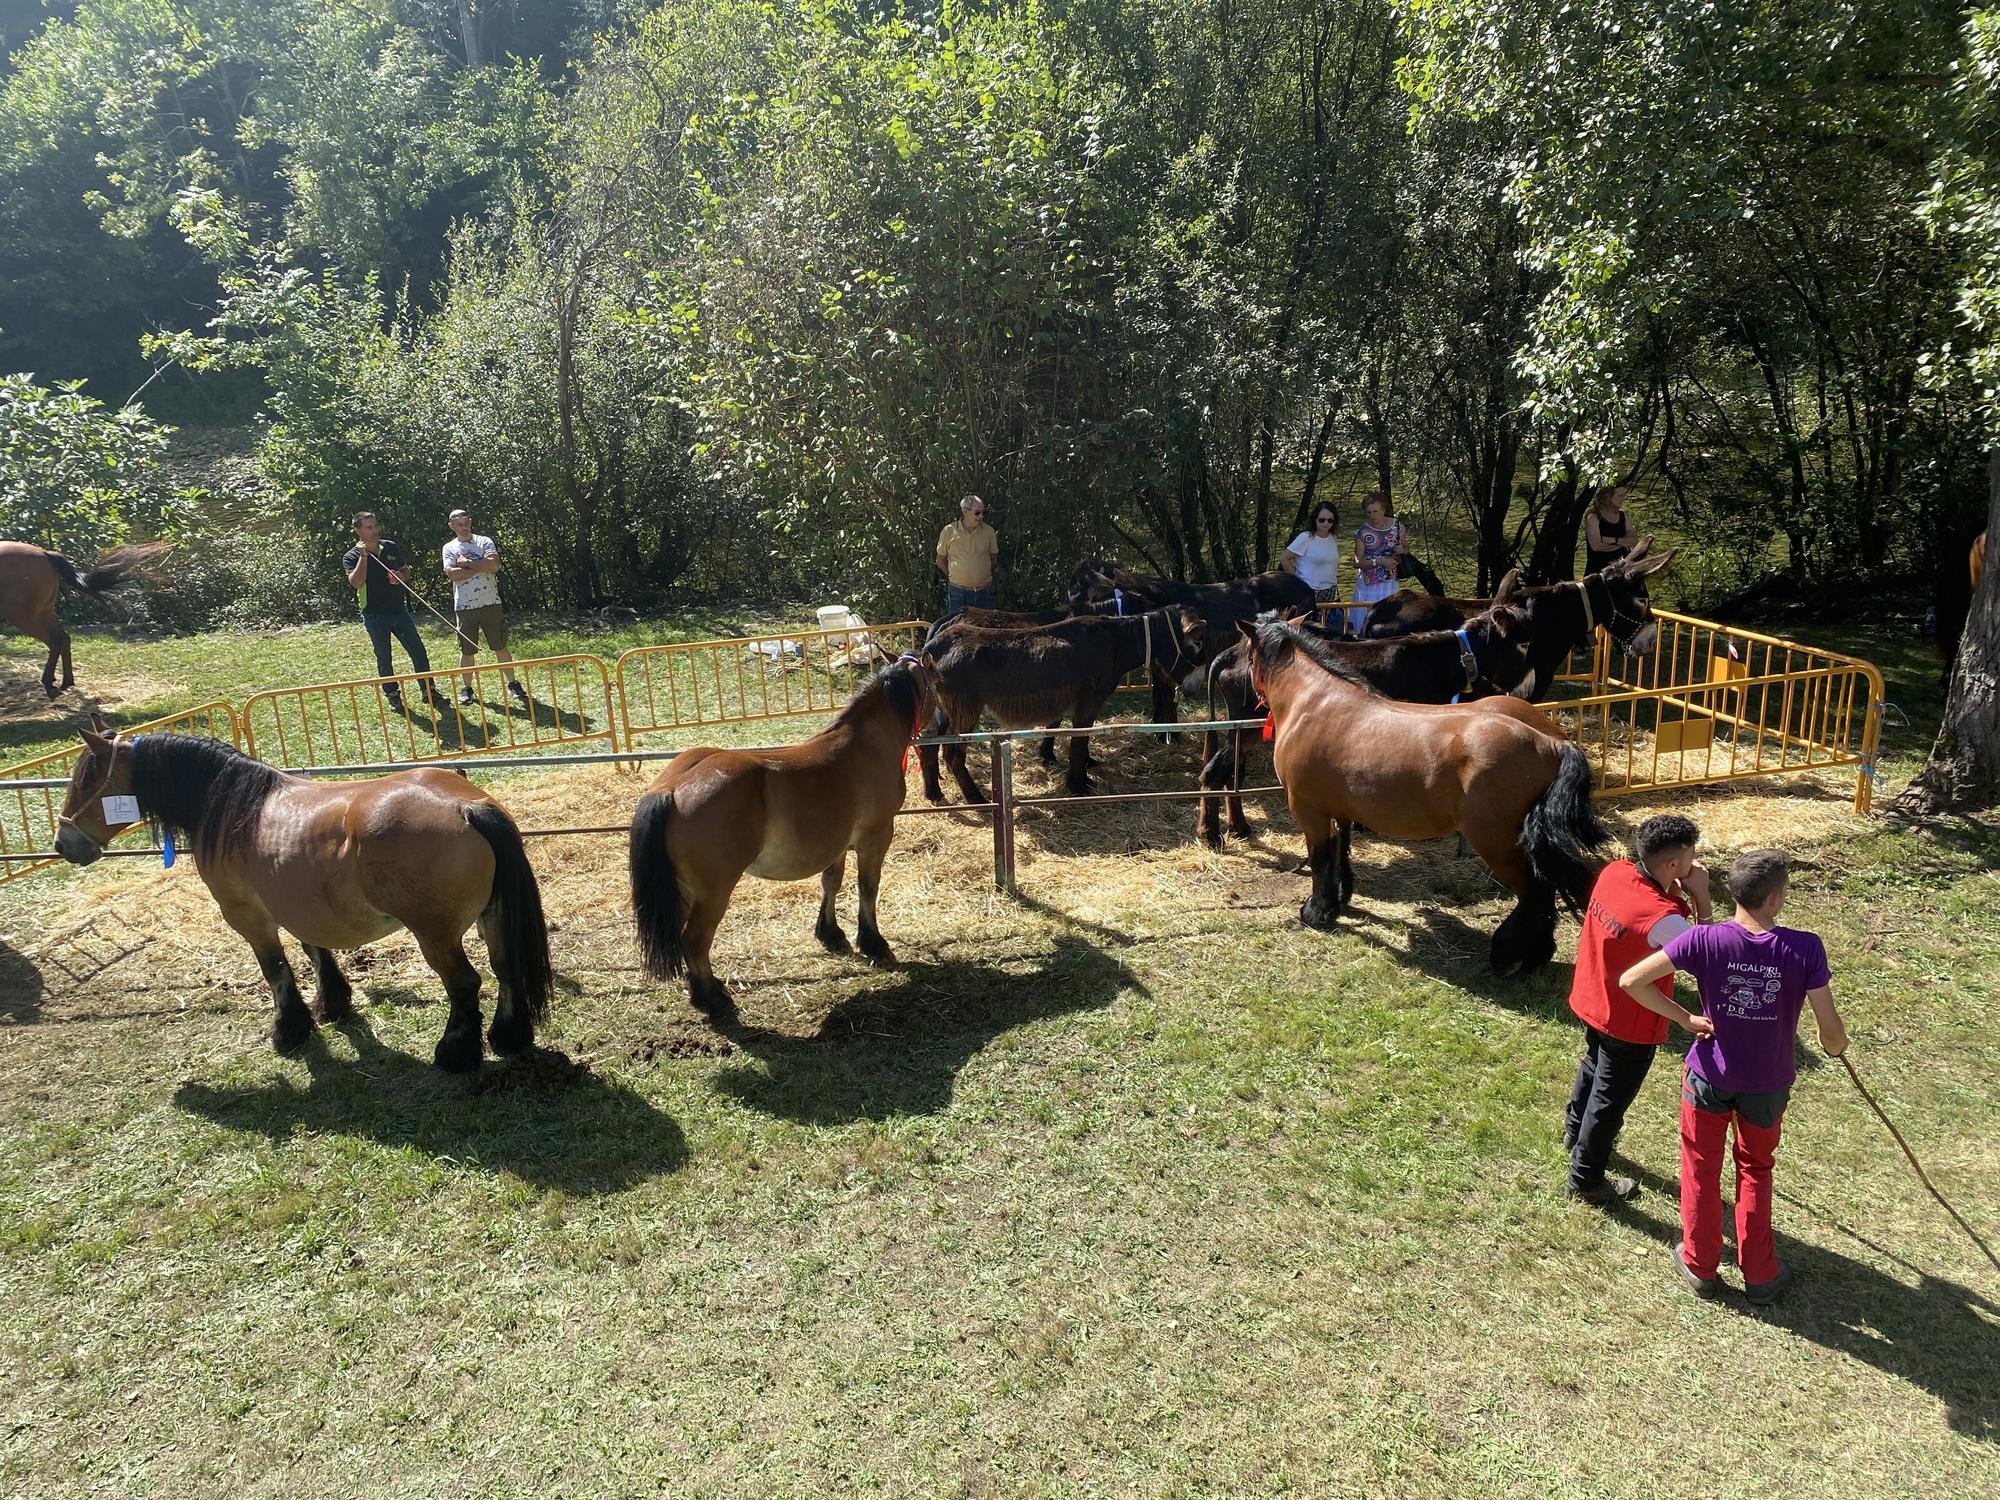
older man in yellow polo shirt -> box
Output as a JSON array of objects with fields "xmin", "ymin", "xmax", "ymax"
[{"xmin": 934, "ymin": 494, "xmax": 1000, "ymax": 616}]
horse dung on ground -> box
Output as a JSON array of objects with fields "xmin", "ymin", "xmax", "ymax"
[
  {"xmin": 628, "ymin": 655, "xmax": 937, "ymax": 1026},
  {"xmin": 1242, "ymin": 619, "xmax": 1609, "ymax": 974},
  {"xmin": 53, "ymin": 727, "xmax": 553, "ymax": 1070},
  {"xmin": 0, "ymin": 540, "xmax": 174, "ymax": 698}
]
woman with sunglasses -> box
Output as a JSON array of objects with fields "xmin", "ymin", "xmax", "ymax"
[{"xmin": 1283, "ymin": 502, "xmax": 1344, "ymax": 609}]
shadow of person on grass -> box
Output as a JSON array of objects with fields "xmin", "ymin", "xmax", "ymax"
[
  {"xmin": 714, "ymin": 933, "xmax": 1145, "ymax": 1125},
  {"xmin": 0, "ymin": 932, "xmax": 47, "ymax": 1025},
  {"xmin": 173, "ymin": 1015, "xmax": 686, "ymax": 1194}
]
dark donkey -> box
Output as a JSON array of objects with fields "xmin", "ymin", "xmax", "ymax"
[
  {"xmin": 1363, "ymin": 541, "xmax": 1675, "ymax": 701},
  {"xmin": 1197, "ymin": 575, "xmax": 1541, "ymax": 846},
  {"xmin": 1065, "ymin": 560, "xmax": 1306, "ymax": 727},
  {"xmin": 920, "ymin": 606, "xmax": 1207, "ymax": 802}
]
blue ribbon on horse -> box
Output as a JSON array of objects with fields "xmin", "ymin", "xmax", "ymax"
[
  {"xmin": 1451, "ymin": 628, "xmax": 1477, "ymax": 705},
  {"xmin": 1113, "ymin": 588, "xmax": 1124, "ymax": 616}
]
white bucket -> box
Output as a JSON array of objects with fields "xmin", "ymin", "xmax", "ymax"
[{"xmin": 816, "ymin": 604, "xmax": 855, "ymax": 632}]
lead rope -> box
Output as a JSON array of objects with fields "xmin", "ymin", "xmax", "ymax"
[{"xmin": 1838, "ymin": 1053, "xmax": 2000, "ymax": 1274}]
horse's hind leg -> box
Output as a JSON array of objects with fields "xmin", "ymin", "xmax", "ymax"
[
  {"xmin": 306, "ymin": 944, "xmax": 353, "ymax": 1024},
  {"xmin": 1336, "ymin": 821, "xmax": 1355, "ymax": 911},
  {"xmin": 40, "ymin": 630, "xmax": 66, "ymax": 699},
  {"xmin": 1464, "ymin": 823, "xmax": 1554, "ymax": 975},
  {"xmin": 1227, "ymin": 728, "xmax": 1254, "ymax": 839},
  {"xmin": 420, "ymin": 936, "xmax": 485, "ymax": 1072},
  {"xmin": 680, "ymin": 894, "xmax": 737, "ymax": 1023},
  {"xmin": 478, "ymin": 908, "xmax": 532, "ymax": 1055},
  {"xmin": 853, "ymin": 825, "xmax": 896, "ymax": 966},
  {"xmin": 815, "ymin": 858, "xmax": 851, "ymax": 954},
  {"xmin": 1197, "ymin": 727, "xmax": 1226, "ymax": 848}
]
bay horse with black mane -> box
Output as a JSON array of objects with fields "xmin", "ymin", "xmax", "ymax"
[
  {"xmin": 0, "ymin": 540, "xmax": 173, "ymax": 697},
  {"xmin": 1198, "ymin": 574, "xmax": 1544, "ymax": 846},
  {"xmin": 54, "ymin": 727, "xmax": 551, "ymax": 1070},
  {"xmin": 919, "ymin": 606, "xmax": 1206, "ymax": 803},
  {"xmin": 629, "ymin": 655, "xmax": 937, "ymax": 1024},
  {"xmin": 1243, "ymin": 619, "xmax": 1609, "ymax": 973}
]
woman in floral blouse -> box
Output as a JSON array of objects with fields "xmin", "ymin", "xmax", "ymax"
[{"xmin": 1348, "ymin": 492, "xmax": 1407, "ymax": 635}]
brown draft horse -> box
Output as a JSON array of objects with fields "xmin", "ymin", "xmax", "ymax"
[
  {"xmin": 628, "ymin": 655, "xmax": 938, "ymax": 1024},
  {"xmin": 55, "ymin": 728, "xmax": 551, "ymax": 1070},
  {"xmin": 1243, "ymin": 619, "xmax": 1609, "ymax": 974},
  {"xmin": 0, "ymin": 540, "xmax": 173, "ymax": 697}
]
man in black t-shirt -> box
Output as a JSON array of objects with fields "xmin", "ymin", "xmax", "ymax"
[{"xmin": 343, "ymin": 511, "xmax": 439, "ymax": 711}]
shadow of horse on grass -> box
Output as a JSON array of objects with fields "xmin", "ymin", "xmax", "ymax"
[
  {"xmin": 173, "ymin": 1016, "xmax": 686, "ymax": 1194},
  {"xmin": 714, "ymin": 934, "xmax": 1144, "ymax": 1125}
]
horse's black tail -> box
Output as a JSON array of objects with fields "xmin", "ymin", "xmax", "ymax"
[
  {"xmin": 50, "ymin": 541, "xmax": 175, "ymax": 594},
  {"xmin": 1519, "ymin": 743, "xmax": 1609, "ymax": 915},
  {"xmin": 629, "ymin": 791, "xmax": 685, "ymax": 980},
  {"xmin": 467, "ymin": 800, "xmax": 553, "ymax": 1024}
]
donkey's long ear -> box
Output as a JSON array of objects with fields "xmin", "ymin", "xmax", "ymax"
[
  {"xmin": 87, "ymin": 711, "xmax": 113, "ymax": 735},
  {"xmin": 1632, "ymin": 543, "xmax": 1675, "ymax": 577},
  {"xmin": 1494, "ymin": 568, "xmax": 1522, "ymax": 606},
  {"xmin": 1625, "ymin": 535, "xmax": 1653, "ymax": 563},
  {"xmin": 1236, "ymin": 618, "xmax": 1258, "ymax": 644}
]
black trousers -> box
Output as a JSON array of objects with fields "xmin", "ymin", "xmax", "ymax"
[{"xmin": 1565, "ymin": 1026, "xmax": 1658, "ymax": 1188}]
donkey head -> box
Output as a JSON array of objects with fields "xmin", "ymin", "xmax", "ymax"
[{"xmin": 1596, "ymin": 537, "xmax": 1675, "ymax": 655}]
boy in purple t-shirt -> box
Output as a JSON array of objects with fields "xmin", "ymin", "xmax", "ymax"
[{"xmin": 1618, "ymin": 849, "xmax": 1848, "ymax": 1305}]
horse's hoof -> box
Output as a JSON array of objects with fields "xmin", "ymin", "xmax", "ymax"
[
  {"xmin": 815, "ymin": 923, "xmax": 851, "ymax": 955},
  {"xmin": 690, "ymin": 985, "xmax": 738, "ymax": 1025},
  {"xmin": 923, "ymin": 787, "xmax": 947, "ymax": 806},
  {"xmin": 1299, "ymin": 900, "xmax": 1339, "ymax": 932},
  {"xmin": 1065, "ymin": 780, "xmax": 1093, "ymax": 798},
  {"xmin": 312, "ymin": 990, "xmax": 354, "ymax": 1025},
  {"xmin": 271, "ymin": 1012, "xmax": 315, "ymax": 1054},
  {"xmin": 433, "ymin": 1030, "xmax": 484, "ymax": 1073},
  {"xmin": 1198, "ymin": 829, "xmax": 1222, "ymax": 852},
  {"xmin": 487, "ymin": 1012, "xmax": 534, "ymax": 1055},
  {"xmin": 1228, "ymin": 821, "xmax": 1253, "ymax": 840},
  {"xmin": 858, "ymin": 933, "xmax": 896, "ymax": 967}
]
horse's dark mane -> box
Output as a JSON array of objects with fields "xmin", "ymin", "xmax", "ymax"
[
  {"xmin": 1265, "ymin": 621, "xmax": 1381, "ymax": 693},
  {"xmin": 129, "ymin": 734, "xmax": 286, "ymax": 865},
  {"xmin": 837, "ymin": 659, "xmax": 920, "ymax": 730}
]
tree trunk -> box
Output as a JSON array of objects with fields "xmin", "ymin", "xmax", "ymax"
[
  {"xmin": 1527, "ymin": 464, "xmax": 1589, "ymax": 584},
  {"xmin": 1894, "ymin": 450, "xmax": 2000, "ymax": 815}
]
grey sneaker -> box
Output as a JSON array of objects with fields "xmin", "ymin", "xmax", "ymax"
[
  {"xmin": 1565, "ymin": 1175, "xmax": 1637, "ymax": 1206},
  {"xmin": 507, "ymin": 680, "xmax": 529, "ymax": 704},
  {"xmin": 1744, "ymin": 1262, "xmax": 1794, "ymax": 1306},
  {"xmin": 458, "ymin": 685, "xmax": 476, "ymax": 705},
  {"xmin": 1672, "ymin": 1250, "xmax": 1720, "ymax": 1299}
]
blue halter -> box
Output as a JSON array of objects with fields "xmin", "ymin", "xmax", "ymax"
[{"xmin": 1450, "ymin": 628, "xmax": 1478, "ymax": 705}]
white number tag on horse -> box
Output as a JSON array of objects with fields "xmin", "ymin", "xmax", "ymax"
[{"xmin": 101, "ymin": 794, "xmax": 141, "ymax": 824}]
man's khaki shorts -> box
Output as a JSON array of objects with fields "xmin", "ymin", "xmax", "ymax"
[{"xmin": 455, "ymin": 604, "xmax": 509, "ymax": 651}]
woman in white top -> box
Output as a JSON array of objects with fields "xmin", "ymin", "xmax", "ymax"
[{"xmin": 1283, "ymin": 502, "xmax": 1343, "ymax": 604}]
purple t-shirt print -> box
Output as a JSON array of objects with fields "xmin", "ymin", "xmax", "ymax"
[{"xmin": 1663, "ymin": 922, "xmax": 1832, "ymax": 1093}]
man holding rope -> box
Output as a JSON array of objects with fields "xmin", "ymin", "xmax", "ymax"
[
  {"xmin": 344, "ymin": 511, "xmax": 442, "ymax": 713},
  {"xmin": 1620, "ymin": 849, "xmax": 1849, "ymax": 1304}
]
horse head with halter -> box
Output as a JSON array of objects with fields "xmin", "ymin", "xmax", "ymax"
[{"xmin": 54, "ymin": 714, "xmax": 141, "ymax": 866}]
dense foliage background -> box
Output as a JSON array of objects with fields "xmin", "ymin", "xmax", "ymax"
[{"xmin": 2, "ymin": 0, "xmax": 1997, "ymax": 621}]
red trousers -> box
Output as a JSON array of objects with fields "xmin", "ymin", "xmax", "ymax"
[{"xmin": 1679, "ymin": 1092, "xmax": 1785, "ymax": 1284}]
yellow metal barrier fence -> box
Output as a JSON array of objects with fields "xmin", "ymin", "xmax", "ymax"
[
  {"xmin": 616, "ymin": 620, "xmax": 930, "ymax": 749},
  {"xmin": 0, "ymin": 701, "xmax": 239, "ymax": 884},
  {"xmin": 242, "ymin": 654, "xmax": 620, "ymax": 769},
  {"xmin": 1541, "ymin": 610, "xmax": 1885, "ymax": 811}
]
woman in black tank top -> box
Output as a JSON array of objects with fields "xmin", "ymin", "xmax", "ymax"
[{"xmin": 1585, "ymin": 487, "xmax": 1633, "ymax": 575}]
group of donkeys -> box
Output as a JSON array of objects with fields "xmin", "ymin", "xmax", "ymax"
[{"xmin": 916, "ymin": 543, "xmax": 1675, "ymax": 843}]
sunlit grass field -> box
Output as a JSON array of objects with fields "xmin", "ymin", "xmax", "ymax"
[{"xmin": 0, "ymin": 601, "xmax": 1993, "ymax": 1496}]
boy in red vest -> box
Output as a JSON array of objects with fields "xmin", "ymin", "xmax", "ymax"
[
  {"xmin": 1620, "ymin": 849, "xmax": 1848, "ymax": 1303},
  {"xmin": 1562, "ymin": 813, "xmax": 1712, "ymax": 1204}
]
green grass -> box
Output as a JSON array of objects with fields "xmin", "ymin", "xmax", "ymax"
[{"xmin": 0, "ymin": 604, "xmax": 1994, "ymax": 1497}]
